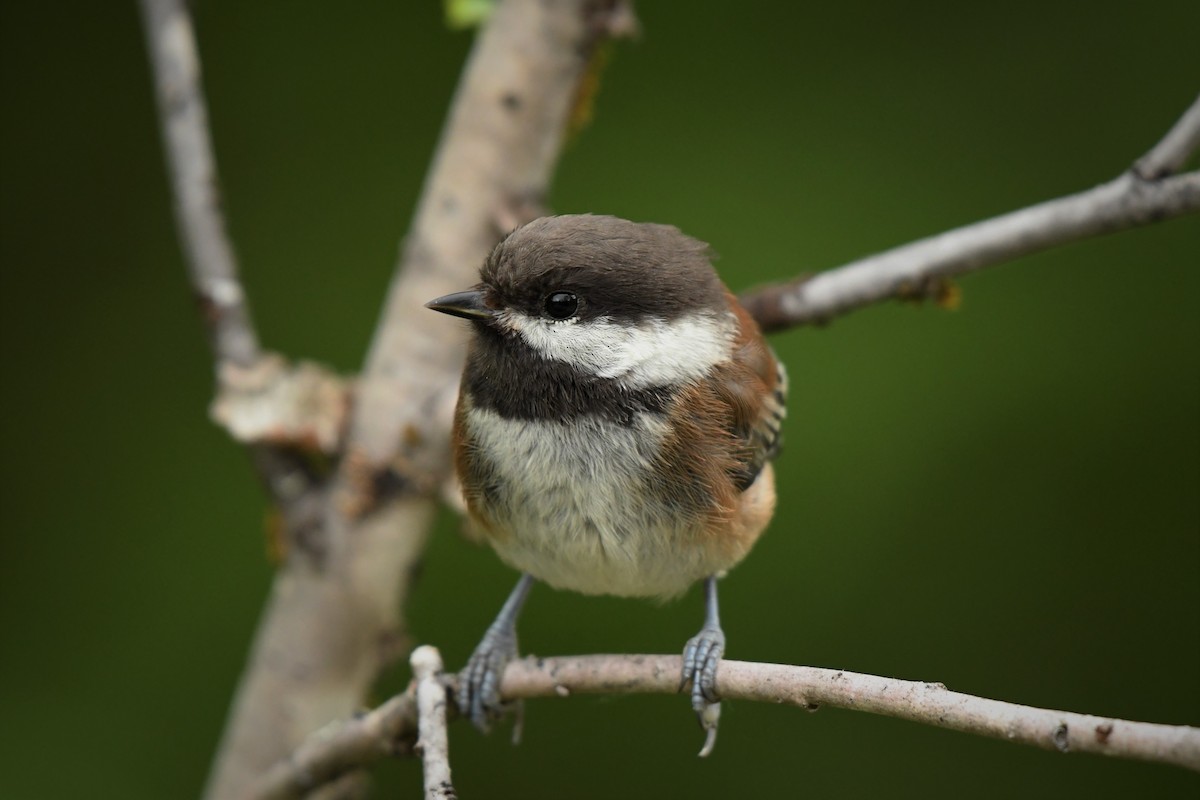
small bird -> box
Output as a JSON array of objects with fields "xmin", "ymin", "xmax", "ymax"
[{"xmin": 426, "ymin": 214, "xmax": 786, "ymax": 755}]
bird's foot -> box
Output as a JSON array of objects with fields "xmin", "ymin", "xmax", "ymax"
[
  {"xmin": 681, "ymin": 624, "xmax": 725, "ymax": 757},
  {"xmin": 458, "ymin": 623, "xmax": 519, "ymax": 733}
]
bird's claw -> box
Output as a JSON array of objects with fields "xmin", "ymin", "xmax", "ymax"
[
  {"xmin": 458, "ymin": 624, "xmax": 519, "ymax": 732},
  {"xmin": 697, "ymin": 702, "xmax": 721, "ymax": 758},
  {"xmin": 682, "ymin": 625, "xmax": 725, "ymax": 708},
  {"xmin": 681, "ymin": 624, "xmax": 725, "ymax": 756}
]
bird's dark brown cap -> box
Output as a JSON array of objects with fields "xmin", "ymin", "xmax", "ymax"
[{"xmin": 479, "ymin": 214, "xmax": 726, "ymax": 323}]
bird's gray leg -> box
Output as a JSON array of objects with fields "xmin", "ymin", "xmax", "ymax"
[
  {"xmin": 681, "ymin": 575, "xmax": 725, "ymax": 757},
  {"xmin": 459, "ymin": 573, "xmax": 534, "ymax": 733}
]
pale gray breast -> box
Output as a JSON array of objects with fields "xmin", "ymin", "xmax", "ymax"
[
  {"xmin": 460, "ymin": 402, "xmax": 713, "ymax": 597},
  {"xmin": 463, "ymin": 403, "xmax": 666, "ymax": 532}
]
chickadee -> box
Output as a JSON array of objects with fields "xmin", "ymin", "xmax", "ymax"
[{"xmin": 426, "ymin": 214, "xmax": 787, "ymax": 755}]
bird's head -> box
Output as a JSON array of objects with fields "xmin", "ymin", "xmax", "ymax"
[{"xmin": 426, "ymin": 214, "xmax": 738, "ymax": 388}]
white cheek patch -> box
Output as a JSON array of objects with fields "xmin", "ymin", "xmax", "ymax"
[{"xmin": 503, "ymin": 310, "xmax": 735, "ymax": 388}]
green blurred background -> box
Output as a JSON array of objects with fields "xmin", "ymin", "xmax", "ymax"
[{"xmin": 2, "ymin": 1, "xmax": 1197, "ymax": 797}]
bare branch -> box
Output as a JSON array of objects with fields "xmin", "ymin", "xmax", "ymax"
[
  {"xmin": 202, "ymin": 4, "xmax": 632, "ymax": 798},
  {"xmin": 250, "ymin": 654, "xmax": 1200, "ymax": 797},
  {"xmin": 139, "ymin": 0, "xmax": 260, "ymax": 369},
  {"xmin": 1134, "ymin": 93, "xmax": 1200, "ymax": 179},
  {"xmin": 741, "ymin": 99, "xmax": 1200, "ymax": 333},
  {"xmin": 506, "ymin": 657, "xmax": 1200, "ymax": 771},
  {"xmin": 412, "ymin": 647, "xmax": 456, "ymax": 800}
]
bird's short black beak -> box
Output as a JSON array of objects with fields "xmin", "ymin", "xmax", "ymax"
[{"xmin": 424, "ymin": 289, "xmax": 495, "ymax": 321}]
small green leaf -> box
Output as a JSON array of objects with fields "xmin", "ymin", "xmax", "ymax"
[{"xmin": 444, "ymin": 0, "xmax": 494, "ymax": 30}]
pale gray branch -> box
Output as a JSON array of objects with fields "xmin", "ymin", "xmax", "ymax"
[
  {"xmin": 412, "ymin": 647, "xmax": 456, "ymax": 800},
  {"xmin": 742, "ymin": 98, "xmax": 1200, "ymax": 332},
  {"xmin": 249, "ymin": 653, "xmax": 1200, "ymax": 798},
  {"xmin": 201, "ymin": 4, "xmax": 630, "ymax": 798},
  {"xmin": 139, "ymin": 0, "xmax": 260, "ymax": 368},
  {"xmin": 508, "ymin": 657, "xmax": 1200, "ymax": 771}
]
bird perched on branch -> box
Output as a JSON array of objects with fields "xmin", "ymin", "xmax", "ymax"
[{"xmin": 426, "ymin": 214, "xmax": 787, "ymax": 755}]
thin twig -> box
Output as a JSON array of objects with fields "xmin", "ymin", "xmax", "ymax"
[
  {"xmin": 249, "ymin": 654, "xmax": 1200, "ymax": 798},
  {"xmin": 741, "ymin": 99, "xmax": 1200, "ymax": 332},
  {"xmin": 412, "ymin": 647, "xmax": 456, "ymax": 800},
  {"xmin": 140, "ymin": 0, "xmax": 330, "ymax": 514},
  {"xmin": 139, "ymin": 0, "xmax": 260, "ymax": 369},
  {"xmin": 1134, "ymin": 93, "xmax": 1200, "ymax": 179}
]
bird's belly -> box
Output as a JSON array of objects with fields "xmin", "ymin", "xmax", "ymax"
[{"xmin": 461, "ymin": 407, "xmax": 723, "ymax": 599}]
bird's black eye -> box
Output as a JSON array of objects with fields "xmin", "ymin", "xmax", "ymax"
[{"xmin": 543, "ymin": 291, "xmax": 578, "ymax": 320}]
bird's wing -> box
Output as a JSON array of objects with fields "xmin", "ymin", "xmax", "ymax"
[{"xmin": 716, "ymin": 298, "xmax": 788, "ymax": 493}]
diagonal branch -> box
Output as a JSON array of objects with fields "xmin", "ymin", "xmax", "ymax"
[
  {"xmin": 249, "ymin": 653, "xmax": 1200, "ymax": 798},
  {"xmin": 741, "ymin": 95, "xmax": 1200, "ymax": 332},
  {"xmin": 199, "ymin": 4, "xmax": 633, "ymax": 799}
]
